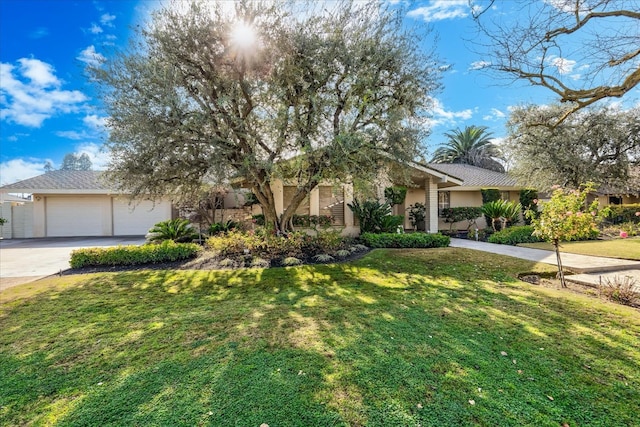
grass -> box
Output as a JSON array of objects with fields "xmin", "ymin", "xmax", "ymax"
[
  {"xmin": 520, "ymin": 238, "xmax": 640, "ymax": 260},
  {"xmin": 1, "ymin": 248, "xmax": 639, "ymax": 426}
]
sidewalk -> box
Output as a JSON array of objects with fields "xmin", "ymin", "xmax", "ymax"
[{"xmin": 449, "ymin": 238, "xmax": 640, "ymax": 288}]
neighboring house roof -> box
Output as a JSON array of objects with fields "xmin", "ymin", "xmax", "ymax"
[
  {"xmin": 596, "ymin": 167, "xmax": 640, "ymax": 196},
  {"xmin": 0, "ymin": 170, "xmax": 112, "ymax": 194},
  {"xmin": 425, "ymin": 163, "xmax": 520, "ymax": 190}
]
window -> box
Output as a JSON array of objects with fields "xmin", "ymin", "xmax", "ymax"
[
  {"xmin": 500, "ymin": 191, "xmax": 510, "ymax": 201},
  {"xmin": 319, "ymin": 187, "xmax": 345, "ymax": 225},
  {"xmin": 609, "ymin": 196, "xmax": 622, "ymax": 205},
  {"xmin": 438, "ymin": 191, "xmax": 450, "ymax": 216}
]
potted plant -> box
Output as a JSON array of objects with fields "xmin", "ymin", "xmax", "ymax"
[{"xmin": 407, "ymin": 203, "xmax": 426, "ymax": 231}]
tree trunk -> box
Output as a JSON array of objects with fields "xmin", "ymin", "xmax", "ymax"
[{"xmin": 554, "ymin": 239, "xmax": 566, "ymax": 288}]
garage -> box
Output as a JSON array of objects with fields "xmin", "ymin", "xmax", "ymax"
[
  {"xmin": 113, "ymin": 199, "xmax": 172, "ymax": 236},
  {"xmin": 46, "ymin": 196, "xmax": 111, "ymax": 237},
  {"xmin": 0, "ymin": 170, "xmax": 176, "ymax": 238}
]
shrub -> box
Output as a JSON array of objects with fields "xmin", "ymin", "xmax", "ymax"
[
  {"xmin": 316, "ymin": 229, "xmax": 344, "ymax": 253},
  {"xmin": 380, "ymin": 214, "xmax": 405, "ymax": 233},
  {"xmin": 482, "ymin": 200, "xmax": 522, "ymax": 231},
  {"xmin": 407, "ymin": 203, "xmax": 426, "ymax": 229},
  {"xmin": 348, "ymin": 198, "xmax": 392, "ymax": 233},
  {"xmin": 488, "ymin": 225, "xmax": 542, "ymax": 245},
  {"xmin": 70, "ymin": 241, "xmax": 201, "ymax": 268},
  {"xmin": 601, "ymin": 222, "xmax": 640, "ymax": 238},
  {"xmin": 441, "ymin": 207, "xmax": 483, "ymax": 231},
  {"xmin": 292, "ymin": 214, "xmax": 334, "ymax": 229},
  {"xmin": 282, "ymin": 257, "xmax": 303, "ymax": 266},
  {"xmin": 604, "ymin": 204, "xmax": 640, "ymax": 225},
  {"xmin": 519, "ymin": 189, "xmax": 539, "ymax": 225},
  {"xmin": 600, "ymin": 275, "xmax": 639, "ymax": 306},
  {"xmin": 208, "ymin": 219, "xmax": 240, "ymax": 235},
  {"xmin": 384, "ymin": 186, "xmax": 407, "ymax": 206},
  {"xmin": 206, "ymin": 229, "xmax": 308, "ymax": 259},
  {"xmin": 252, "ymin": 214, "xmax": 265, "ymax": 226},
  {"xmin": 146, "ymin": 218, "xmax": 199, "ymax": 243},
  {"xmin": 361, "ymin": 232, "xmax": 450, "ymax": 248},
  {"xmin": 313, "ymin": 254, "xmax": 335, "ymax": 263},
  {"xmin": 481, "ymin": 189, "xmax": 501, "ymax": 227}
]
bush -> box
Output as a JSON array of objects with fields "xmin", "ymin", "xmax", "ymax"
[
  {"xmin": 206, "ymin": 229, "xmax": 309, "ymax": 259},
  {"xmin": 361, "ymin": 232, "xmax": 450, "ymax": 248},
  {"xmin": 520, "ymin": 189, "xmax": 539, "ymax": 225},
  {"xmin": 488, "ymin": 225, "xmax": 542, "ymax": 245},
  {"xmin": 600, "ymin": 275, "xmax": 639, "ymax": 306},
  {"xmin": 70, "ymin": 241, "xmax": 201, "ymax": 268},
  {"xmin": 208, "ymin": 219, "xmax": 240, "ymax": 235},
  {"xmin": 441, "ymin": 207, "xmax": 483, "ymax": 231},
  {"xmin": 604, "ymin": 204, "xmax": 640, "ymax": 225},
  {"xmin": 348, "ymin": 198, "xmax": 392, "ymax": 233},
  {"xmin": 316, "ymin": 229, "xmax": 345, "ymax": 253},
  {"xmin": 146, "ymin": 218, "xmax": 199, "ymax": 243}
]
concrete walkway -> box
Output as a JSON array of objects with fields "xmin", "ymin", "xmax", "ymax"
[{"xmin": 449, "ymin": 238, "xmax": 640, "ymax": 288}]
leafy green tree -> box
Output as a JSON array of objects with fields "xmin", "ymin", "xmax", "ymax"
[
  {"xmin": 527, "ymin": 183, "xmax": 602, "ymax": 287},
  {"xmin": 431, "ymin": 125, "xmax": 504, "ymax": 172},
  {"xmin": 60, "ymin": 153, "xmax": 92, "ymax": 171},
  {"xmin": 91, "ymin": 0, "xmax": 440, "ymax": 233},
  {"xmin": 506, "ymin": 104, "xmax": 639, "ymax": 191}
]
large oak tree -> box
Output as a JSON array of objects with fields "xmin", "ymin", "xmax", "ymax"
[
  {"xmin": 505, "ymin": 104, "xmax": 640, "ymax": 190},
  {"xmin": 92, "ymin": 0, "xmax": 440, "ymax": 232}
]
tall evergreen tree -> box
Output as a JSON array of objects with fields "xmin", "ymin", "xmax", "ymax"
[{"xmin": 431, "ymin": 126, "xmax": 505, "ymax": 172}]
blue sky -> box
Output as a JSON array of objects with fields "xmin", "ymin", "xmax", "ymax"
[{"xmin": 1, "ymin": 0, "xmax": 637, "ymax": 185}]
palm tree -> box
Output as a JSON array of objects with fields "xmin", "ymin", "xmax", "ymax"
[{"xmin": 431, "ymin": 125, "xmax": 505, "ymax": 172}]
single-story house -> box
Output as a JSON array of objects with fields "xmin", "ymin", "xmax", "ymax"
[
  {"xmin": 425, "ymin": 163, "xmax": 524, "ymax": 230},
  {"xmin": 0, "ymin": 164, "xmax": 527, "ymax": 238},
  {"xmin": 0, "ymin": 170, "xmax": 175, "ymax": 238}
]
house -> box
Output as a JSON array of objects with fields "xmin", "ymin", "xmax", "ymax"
[
  {"xmin": 0, "ymin": 163, "xmax": 524, "ymax": 238},
  {"xmin": 425, "ymin": 163, "xmax": 524, "ymax": 230},
  {"xmin": 242, "ymin": 162, "xmax": 465, "ymax": 235},
  {"xmin": 0, "ymin": 170, "xmax": 174, "ymax": 238}
]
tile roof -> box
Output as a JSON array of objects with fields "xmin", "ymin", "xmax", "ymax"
[
  {"xmin": 424, "ymin": 163, "xmax": 519, "ymax": 188},
  {"xmin": 0, "ymin": 170, "xmax": 110, "ymax": 191}
]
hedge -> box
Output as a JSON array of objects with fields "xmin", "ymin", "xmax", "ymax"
[
  {"xmin": 70, "ymin": 241, "xmax": 201, "ymax": 268},
  {"xmin": 605, "ymin": 204, "xmax": 640, "ymax": 224},
  {"xmin": 487, "ymin": 225, "xmax": 542, "ymax": 245},
  {"xmin": 360, "ymin": 232, "xmax": 450, "ymax": 248}
]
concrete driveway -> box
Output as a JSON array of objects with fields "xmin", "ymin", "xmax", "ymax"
[{"xmin": 0, "ymin": 236, "xmax": 146, "ymax": 290}]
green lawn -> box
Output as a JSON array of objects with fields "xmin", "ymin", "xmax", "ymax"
[
  {"xmin": 520, "ymin": 238, "xmax": 640, "ymax": 260},
  {"xmin": 1, "ymin": 248, "xmax": 639, "ymax": 426}
]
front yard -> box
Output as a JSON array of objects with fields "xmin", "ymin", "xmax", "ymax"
[
  {"xmin": 520, "ymin": 238, "xmax": 640, "ymax": 260},
  {"xmin": 1, "ymin": 248, "xmax": 639, "ymax": 426}
]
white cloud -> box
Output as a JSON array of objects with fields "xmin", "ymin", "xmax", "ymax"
[
  {"xmin": 549, "ymin": 56, "xmax": 576, "ymax": 74},
  {"xmin": 0, "ymin": 58, "xmax": 87, "ymax": 127},
  {"xmin": 100, "ymin": 13, "xmax": 116, "ymax": 26},
  {"xmin": 427, "ymin": 98, "xmax": 474, "ymax": 126},
  {"xmin": 76, "ymin": 142, "xmax": 110, "ymax": 170},
  {"xmin": 56, "ymin": 130, "xmax": 91, "ymax": 140},
  {"xmin": 89, "ymin": 23, "xmax": 103, "ymax": 34},
  {"xmin": 77, "ymin": 45, "xmax": 106, "ymax": 67},
  {"xmin": 0, "ymin": 158, "xmax": 51, "ymax": 185},
  {"xmin": 83, "ymin": 114, "xmax": 107, "ymax": 130},
  {"xmin": 407, "ymin": 0, "xmax": 469, "ymax": 22},
  {"xmin": 482, "ymin": 108, "xmax": 506, "ymax": 121},
  {"xmin": 469, "ymin": 60, "xmax": 491, "ymax": 71}
]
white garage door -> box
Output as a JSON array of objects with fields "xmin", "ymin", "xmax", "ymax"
[
  {"xmin": 113, "ymin": 199, "xmax": 171, "ymax": 236},
  {"xmin": 46, "ymin": 196, "xmax": 111, "ymax": 237}
]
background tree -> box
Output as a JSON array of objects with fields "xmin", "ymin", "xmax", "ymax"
[
  {"xmin": 92, "ymin": 0, "xmax": 439, "ymax": 233},
  {"xmin": 431, "ymin": 125, "xmax": 505, "ymax": 172},
  {"xmin": 60, "ymin": 153, "xmax": 93, "ymax": 171},
  {"xmin": 472, "ymin": 0, "xmax": 640, "ymax": 123},
  {"xmin": 528, "ymin": 184, "xmax": 602, "ymax": 287},
  {"xmin": 506, "ymin": 104, "xmax": 639, "ymax": 191}
]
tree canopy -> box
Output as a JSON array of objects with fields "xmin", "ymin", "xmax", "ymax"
[
  {"xmin": 505, "ymin": 104, "xmax": 640, "ymax": 190},
  {"xmin": 472, "ymin": 0, "xmax": 640, "ymax": 122},
  {"xmin": 91, "ymin": 0, "xmax": 440, "ymax": 232},
  {"xmin": 60, "ymin": 153, "xmax": 93, "ymax": 171},
  {"xmin": 431, "ymin": 125, "xmax": 504, "ymax": 172}
]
